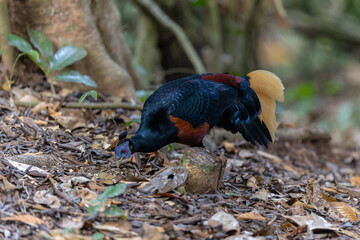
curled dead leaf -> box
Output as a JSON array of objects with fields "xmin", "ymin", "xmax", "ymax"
[
  {"xmin": 208, "ymin": 211, "xmax": 239, "ymax": 233},
  {"xmin": 3, "ymin": 214, "xmax": 49, "ymax": 228},
  {"xmin": 236, "ymin": 210, "xmax": 265, "ymax": 222},
  {"xmin": 246, "ymin": 176, "xmax": 259, "ymax": 190},
  {"xmin": 33, "ymin": 190, "xmax": 61, "ymax": 209},
  {"xmin": 350, "ymin": 176, "xmax": 360, "ymax": 189},
  {"xmin": 142, "ymin": 167, "xmax": 188, "ymax": 193},
  {"xmin": 328, "ymin": 202, "xmax": 358, "ymax": 222}
]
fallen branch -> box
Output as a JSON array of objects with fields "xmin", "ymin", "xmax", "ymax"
[
  {"xmin": 135, "ymin": 0, "xmax": 206, "ymax": 73},
  {"xmin": 14, "ymin": 100, "xmax": 143, "ymax": 110}
]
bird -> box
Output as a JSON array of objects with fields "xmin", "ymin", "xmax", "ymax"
[{"xmin": 115, "ymin": 70, "xmax": 284, "ymax": 159}]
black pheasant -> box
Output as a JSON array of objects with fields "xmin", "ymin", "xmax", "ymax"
[{"xmin": 115, "ymin": 70, "xmax": 284, "ymax": 159}]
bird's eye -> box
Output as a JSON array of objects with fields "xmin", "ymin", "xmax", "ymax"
[{"xmin": 121, "ymin": 149, "xmax": 126, "ymax": 153}]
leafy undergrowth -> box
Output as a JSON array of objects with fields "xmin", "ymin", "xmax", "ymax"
[{"xmin": 0, "ymin": 87, "xmax": 360, "ymax": 239}]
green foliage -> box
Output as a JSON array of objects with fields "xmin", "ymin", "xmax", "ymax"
[
  {"xmin": 168, "ymin": 143, "xmax": 175, "ymax": 153},
  {"xmin": 136, "ymin": 90, "xmax": 154, "ymax": 103},
  {"xmin": 190, "ymin": 0, "xmax": 208, "ymax": 7},
  {"xmin": 92, "ymin": 232, "xmax": 105, "ymax": 240},
  {"xmin": 88, "ymin": 183, "xmax": 126, "ymax": 217},
  {"xmin": 78, "ymin": 90, "xmax": 98, "ymax": 105},
  {"xmin": 50, "ymin": 46, "xmax": 87, "ymax": 72},
  {"xmin": 6, "ymin": 28, "xmax": 96, "ymax": 90},
  {"xmin": 125, "ymin": 118, "xmax": 141, "ymax": 129},
  {"xmin": 56, "ymin": 71, "xmax": 97, "ymax": 87},
  {"xmin": 0, "ymin": 48, "xmax": 2, "ymax": 56}
]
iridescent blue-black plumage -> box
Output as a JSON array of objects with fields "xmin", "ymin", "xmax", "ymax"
[{"xmin": 114, "ymin": 73, "xmax": 272, "ymax": 159}]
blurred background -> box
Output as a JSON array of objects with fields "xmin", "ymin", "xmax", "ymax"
[
  {"xmin": 120, "ymin": 0, "xmax": 360, "ymax": 147},
  {"xmin": 1, "ymin": 0, "xmax": 359, "ymax": 147}
]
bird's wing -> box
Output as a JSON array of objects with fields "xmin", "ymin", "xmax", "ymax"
[{"xmin": 163, "ymin": 80, "xmax": 238, "ymax": 127}]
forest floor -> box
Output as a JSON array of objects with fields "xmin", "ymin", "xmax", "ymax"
[{"xmin": 0, "ymin": 84, "xmax": 360, "ymax": 240}]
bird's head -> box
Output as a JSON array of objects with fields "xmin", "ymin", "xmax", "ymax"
[{"xmin": 114, "ymin": 131, "xmax": 132, "ymax": 159}]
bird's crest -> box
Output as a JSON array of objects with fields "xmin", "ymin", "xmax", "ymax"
[{"xmin": 247, "ymin": 70, "xmax": 285, "ymax": 141}]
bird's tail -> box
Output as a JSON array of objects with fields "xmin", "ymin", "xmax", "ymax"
[{"xmin": 247, "ymin": 70, "xmax": 285, "ymax": 142}]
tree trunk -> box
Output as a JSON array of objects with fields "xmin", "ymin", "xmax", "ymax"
[
  {"xmin": 0, "ymin": 0, "xmax": 14, "ymax": 72},
  {"xmin": 8, "ymin": 0, "xmax": 140, "ymax": 101}
]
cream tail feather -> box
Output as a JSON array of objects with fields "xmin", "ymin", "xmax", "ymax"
[{"xmin": 247, "ymin": 70, "xmax": 285, "ymax": 142}]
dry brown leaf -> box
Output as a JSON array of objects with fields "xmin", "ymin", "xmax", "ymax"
[
  {"xmin": 3, "ymin": 214, "xmax": 48, "ymax": 228},
  {"xmin": 93, "ymin": 220, "xmax": 133, "ymax": 233},
  {"xmin": 58, "ymin": 217, "xmax": 84, "ymax": 230},
  {"xmin": 337, "ymin": 228, "xmax": 360, "ymax": 238},
  {"xmin": 0, "ymin": 174, "xmax": 18, "ymax": 191},
  {"xmin": 208, "ymin": 211, "xmax": 239, "ymax": 232},
  {"xmin": 77, "ymin": 188, "xmax": 99, "ymax": 207},
  {"xmin": 250, "ymin": 188, "xmax": 269, "ymax": 202},
  {"xmin": 33, "ymin": 190, "xmax": 61, "ymax": 209},
  {"xmin": 287, "ymin": 213, "xmax": 337, "ymax": 232},
  {"xmin": 143, "ymin": 222, "xmax": 164, "ymax": 240},
  {"xmin": 88, "ymin": 181, "xmax": 107, "ymax": 193},
  {"xmin": 328, "ymin": 202, "xmax": 358, "ymax": 222},
  {"xmin": 292, "ymin": 200, "xmax": 316, "ymax": 210},
  {"xmin": 1, "ymin": 81, "xmax": 11, "ymax": 91},
  {"xmin": 236, "ymin": 210, "xmax": 265, "ymax": 222},
  {"xmin": 350, "ymin": 176, "xmax": 360, "ymax": 189},
  {"xmin": 320, "ymin": 192, "xmax": 337, "ymax": 202},
  {"xmin": 52, "ymin": 115, "xmax": 86, "ymax": 130},
  {"xmin": 222, "ymin": 141, "xmax": 236, "ymax": 153},
  {"xmin": 322, "ymin": 187, "xmax": 339, "ymax": 194},
  {"xmin": 246, "ymin": 176, "xmax": 259, "ymax": 190}
]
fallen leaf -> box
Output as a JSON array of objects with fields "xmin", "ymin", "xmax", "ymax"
[
  {"xmin": 143, "ymin": 222, "xmax": 164, "ymax": 240},
  {"xmin": 350, "ymin": 176, "xmax": 360, "ymax": 189},
  {"xmin": 4, "ymin": 158, "xmax": 50, "ymax": 176},
  {"xmin": 77, "ymin": 188, "xmax": 99, "ymax": 207},
  {"xmin": 33, "ymin": 190, "xmax": 61, "ymax": 209},
  {"xmin": 328, "ymin": 202, "xmax": 357, "ymax": 221},
  {"xmin": 236, "ymin": 210, "xmax": 265, "ymax": 222},
  {"xmin": 58, "ymin": 217, "xmax": 84, "ymax": 229},
  {"xmin": 208, "ymin": 211, "xmax": 239, "ymax": 233},
  {"xmin": 93, "ymin": 220, "xmax": 133, "ymax": 234},
  {"xmin": 222, "ymin": 141, "xmax": 236, "ymax": 152},
  {"xmin": 250, "ymin": 188, "xmax": 269, "ymax": 202},
  {"xmin": 246, "ymin": 176, "xmax": 259, "ymax": 190},
  {"xmin": 142, "ymin": 167, "xmax": 188, "ymax": 193},
  {"xmin": 52, "ymin": 115, "xmax": 86, "ymax": 130},
  {"xmin": 0, "ymin": 175, "xmax": 18, "ymax": 191},
  {"xmin": 3, "ymin": 214, "xmax": 49, "ymax": 228},
  {"xmin": 287, "ymin": 213, "xmax": 338, "ymax": 232}
]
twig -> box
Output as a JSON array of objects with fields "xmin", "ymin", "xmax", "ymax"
[
  {"xmin": 135, "ymin": 0, "xmax": 206, "ymax": 73},
  {"xmin": 13, "ymin": 100, "xmax": 143, "ymax": 110}
]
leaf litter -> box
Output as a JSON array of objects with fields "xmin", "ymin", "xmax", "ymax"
[{"xmin": 0, "ymin": 86, "xmax": 359, "ymax": 239}]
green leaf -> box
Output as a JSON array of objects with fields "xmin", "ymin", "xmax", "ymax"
[
  {"xmin": 27, "ymin": 26, "xmax": 53, "ymax": 64},
  {"xmin": 6, "ymin": 33, "xmax": 32, "ymax": 52},
  {"xmin": 92, "ymin": 232, "xmax": 105, "ymax": 240},
  {"xmin": 88, "ymin": 198, "xmax": 105, "ymax": 217},
  {"xmin": 168, "ymin": 143, "xmax": 174, "ymax": 153},
  {"xmin": 104, "ymin": 204, "xmax": 123, "ymax": 217},
  {"xmin": 26, "ymin": 50, "xmax": 47, "ymax": 74},
  {"xmin": 51, "ymin": 46, "xmax": 87, "ymax": 71},
  {"xmin": 78, "ymin": 90, "xmax": 97, "ymax": 105},
  {"xmin": 55, "ymin": 70, "xmax": 97, "ymax": 87},
  {"xmin": 125, "ymin": 118, "xmax": 140, "ymax": 129},
  {"xmin": 90, "ymin": 90, "xmax": 97, "ymax": 100},
  {"xmin": 103, "ymin": 183, "xmax": 126, "ymax": 199},
  {"xmin": 0, "ymin": 49, "xmax": 2, "ymax": 56},
  {"xmin": 136, "ymin": 90, "xmax": 154, "ymax": 103}
]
